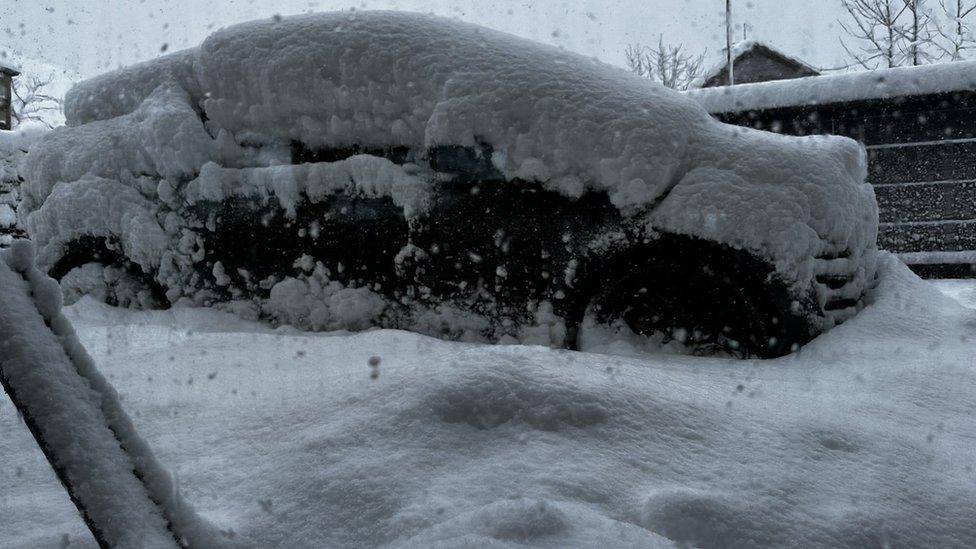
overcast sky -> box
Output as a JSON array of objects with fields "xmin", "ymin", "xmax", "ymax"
[{"xmin": 2, "ymin": 0, "xmax": 852, "ymax": 80}]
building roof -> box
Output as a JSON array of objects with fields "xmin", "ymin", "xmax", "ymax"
[
  {"xmin": 694, "ymin": 40, "xmax": 819, "ymax": 89},
  {"xmin": 0, "ymin": 62, "xmax": 21, "ymax": 77}
]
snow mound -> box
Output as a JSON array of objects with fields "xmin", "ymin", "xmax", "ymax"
[
  {"xmin": 21, "ymin": 81, "xmax": 214, "ymax": 217},
  {"xmin": 3, "ymin": 255, "xmax": 975, "ymax": 547},
  {"xmin": 22, "ymin": 11, "xmax": 877, "ymax": 329}
]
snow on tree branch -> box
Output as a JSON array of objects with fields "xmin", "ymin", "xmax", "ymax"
[
  {"xmin": 11, "ymin": 72, "xmax": 64, "ymax": 129},
  {"xmin": 625, "ymin": 37, "xmax": 705, "ymax": 91},
  {"xmin": 840, "ymin": 0, "xmax": 911, "ymax": 68},
  {"xmin": 932, "ymin": 0, "xmax": 976, "ymax": 60}
]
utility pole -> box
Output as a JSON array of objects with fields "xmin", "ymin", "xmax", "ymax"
[{"xmin": 726, "ymin": 0, "xmax": 735, "ymax": 85}]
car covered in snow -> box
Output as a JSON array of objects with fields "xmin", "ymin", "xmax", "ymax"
[{"xmin": 18, "ymin": 11, "xmax": 879, "ymax": 358}]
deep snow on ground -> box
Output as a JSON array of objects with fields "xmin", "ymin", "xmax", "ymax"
[{"xmin": 2, "ymin": 255, "xmax": 975, "ymax": 548}]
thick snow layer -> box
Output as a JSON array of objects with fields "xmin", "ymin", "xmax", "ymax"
[
  {"xmin": 20, "ymin": 82, "xmax": 215, "ymax": 218},
  {"xmin": 183, "ymin": 156, "xmax": 432, "ymax": 219},
  {"xmin": 23, "ymin": 11, "xmax": 879, "ymax": 302},
  {"xmin": 0, "ymin": 204, "xmax": 14, "ymax": 227},
  {"xmin": 898, "ymin": 250, "xmax": 976, "ymax": 265},
  {"xmin": 26, "ymin": 177, "xmax": 170, "ymax": 273},
  {"xmin": 2, "ymin": 254, "xmax": 974, "ymax": 548},
  {"xmin": 687, "ymin": 60, "xmax": 976, "ymax": 113},
  {"xmin": 0, "ymin": 242, "xmax": 212, "ymax": 548}
]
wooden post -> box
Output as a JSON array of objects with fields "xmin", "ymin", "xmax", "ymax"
[{"xmin": 0, "ymin": 66, "xmax": 20, "ymax": 130}]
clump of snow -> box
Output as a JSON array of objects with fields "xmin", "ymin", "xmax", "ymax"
[
  {"xmin": 183, "ymin": 156, "xmax": 432, "ymax": 219},
  {"xmin": 21, "ymin": 81, "xmax": 215, "ymax": 217},
  {"xmin": 0, "ymin": 203, "xmax": 15, "ymax": 227},
  {"xmin": 61, "ymin": 263, "xmax": 160, "ymax": 309},
  {"xmin": 2, "ymin": 254, "xmax": 974, "ymax": 547},
  {"xmin": 263, "ymin": 265, "xmax": 389, "ymax": 332}
]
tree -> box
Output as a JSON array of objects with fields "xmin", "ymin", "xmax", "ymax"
[
  {"xmin": 10, "ymin": 72, "xmax": 63, "ymax": 129},
  {"xmin": 899, "ymin": 0, "xmax": 936, "ymax": 64},
  {"xmin": 625, "ymin": 37, "xmax": 706, "ymax": 91},
  {"xmin": 839, "ymin": 0, "xmax": 910, "ymax": 69},
  {"xmin": 933, "ymin": 0, "xmax": 976, "ymax": 60}
]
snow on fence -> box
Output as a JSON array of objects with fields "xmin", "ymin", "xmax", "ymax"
[
  {"xmin": 686, "ymin": 60, "xmax": 976, "ymax": 114},
  {"xmin": 686, "ymin": 62, "xmax": 976, "ymax": 278}
]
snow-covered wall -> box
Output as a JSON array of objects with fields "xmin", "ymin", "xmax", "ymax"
[{"xmin": 687, "ymin": 60, "xmax": 976, "ymax": 114}]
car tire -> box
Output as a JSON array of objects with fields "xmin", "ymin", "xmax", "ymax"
[{"xmin": 568, "ymin": 234, "xmax": 818, "ymax": 358}]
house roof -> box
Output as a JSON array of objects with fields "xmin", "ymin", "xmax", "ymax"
[
  {"xmin": 0, "ymin": 62, "xmax": 21, "ymax": 77},
  {"xmin": 693, "ymin": 40, "xmax": 819, "ymax": 88}
]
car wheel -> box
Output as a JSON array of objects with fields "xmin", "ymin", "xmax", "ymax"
[
  {"xmin": 50, "ymin": 236, "xmax": 169, "ymax": 309},
  {"xmin": 571, "ymin": 234, "xmax": 819, "ymax": 359}
]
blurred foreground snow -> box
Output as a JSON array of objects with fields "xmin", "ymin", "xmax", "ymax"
[{"xmin": 2, "ymin": 254, "xmax": 975, "ymax": 548}]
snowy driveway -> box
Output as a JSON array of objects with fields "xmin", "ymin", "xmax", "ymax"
[{"xmin": 2, "ymin": 255, "xmax": 975, "ymax": 548}]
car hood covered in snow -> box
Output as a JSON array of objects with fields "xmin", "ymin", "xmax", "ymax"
[{"xmin": 21, "ymin": 11, "xmax": 877, "ymax": 298}]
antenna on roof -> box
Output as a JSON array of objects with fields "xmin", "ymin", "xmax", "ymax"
[{"xmin": 726, "ymin": 0, "xmax": 734, "ymax": 86}]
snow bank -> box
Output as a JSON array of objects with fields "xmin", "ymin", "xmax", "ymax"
[
  {"xmin": 0, "ymin": 242, "xmax": 228, "ymax": 548},
  {"xmin": 687, "ymin": 60, "xmax": 976, "ymax": 113},
  {"xmin": 23, "ymin": 11, "xmax": 877, "ymax": 329},
  {"xmin": 3, "ymin": 254, "xmax": 973, "ymax": 547}
]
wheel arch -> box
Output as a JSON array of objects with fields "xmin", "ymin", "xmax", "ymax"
[
  {"xmin": 48, "ymin": 235, "xmax": 171, "ymax": 308},
  {"xmin": 563, "ymin": 232, "xmax": 822, "ymax": 358}
]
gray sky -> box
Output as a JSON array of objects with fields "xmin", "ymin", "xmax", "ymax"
[{"xmin": 2, "ymin": 0, "xmax": 851, "ymax": 80}]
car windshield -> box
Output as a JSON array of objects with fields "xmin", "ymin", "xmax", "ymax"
[{"xmin": 2, "ymin": 2, "xmax": 975, "ymax": 548}]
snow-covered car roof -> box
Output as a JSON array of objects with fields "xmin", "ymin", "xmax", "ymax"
[
  {"xmin": 26, "ymin": 11, "xmax": 877, "ymax": 297},
  {"xmin": 687, "ymin": 60, "xmax": 976, "ymax": 114}
]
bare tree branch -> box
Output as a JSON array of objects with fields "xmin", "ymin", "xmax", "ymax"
[
  {"xmin": 932, "ymin": 0, "xmax": 976, "ymax": 60},
  {"xmin": 896, "ymin": 0, "xmax": 939, "ymax": 64},
  {"xmin": 10, "ymin": 72, "xmax": 64, "ymax": 129},
  {"xmin": 625, "ymin": 36, "xmax": 706, "ymax": 90},
  {"xmin": 839, "ymin": 0, "xmax": 916, "ymax": 68}
]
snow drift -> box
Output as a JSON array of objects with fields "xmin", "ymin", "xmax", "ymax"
[
  {"xmin": 18, "ymin": 11, "xmax": 878, "ymax": 343},
  {"xmin": 3, "ymin": 255, "xmax": 974, "ymax": 547}
]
